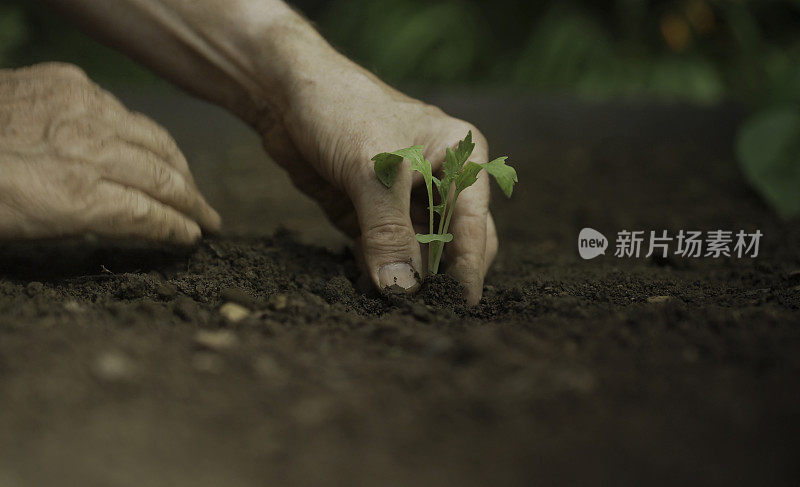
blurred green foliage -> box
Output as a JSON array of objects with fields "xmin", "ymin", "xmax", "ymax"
[
  {"xmin": 0, "ymin": 1, "xmax": 161, "ymax": 85},
  {"xmin": 737, "ymin": 107, "xmax": 800, "ymax": 218},
  {"xmin": 0, "ymin": 0, "xmax": 798, "ymax": 215},
  {"xmin": 1, "ymin": 0, "xmax": 797, "ymax": 102},
  {"xmin": 313, "ymin": 0, "xmax": 799, "ymax": 104},
  {"xmin": 0, "ymin": 3, "xmax": 27, "ymax": 66}
]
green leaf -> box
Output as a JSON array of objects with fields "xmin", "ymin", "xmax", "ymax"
[
  {"xmin": 371, "ymin": 152, "xmax": 403, "ymax": 188},
  {"xmin": 737, "ymin": 106, "xmax": 800, "ymax": 218},
  {"xmin": 454, "ymin": 161, "xmax": 483, "ymax": 192},
  {"xmin": 413, "ymin": 158, "xmax": 435, "ymax": 230},
  {"xmin": 454, "ymin": 131, "xmax": 475, "ymax": 167},
  {"xmin": 444, "ymin": 147, "xmax": 461, "ymax": 182},
  {"xmin": 411, "ymin": 157, "xmax": 433, "ymax": 187},
  {"xmin": 443, "ymin": 132, "xmax": 476, "ymax": 182},
  {"xmin": 392, "ymin": 147, "xmax": 436, "ymax": 234},
  {"xmin": 382, "ymin": 145, "xmax": 433, "ymax": 195},
  {"xmin": 415, "ymin": 233, "xmax": 454, "ymax": 243},
  {"xmin": 392, "ymin": 146, "xmax": 425, "ymax": 167},
  {"xmin": 371, "ymin": 145, "xmax": 428, "ymax": 189},
  {"xmin": 432, "ymin": 175, "xmax": 448, "ymax": 204},
  {"xmin": 431, "ymin": 177, "xmax": 448, "ymax": 215},
  {"xmin": 483, "ymin": 157, "xmax": 518, "ymax": 197}
]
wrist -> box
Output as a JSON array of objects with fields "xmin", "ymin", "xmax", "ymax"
[{"xmin": 231, "ymin": 5, "xmax": 346, "ymax": 128}]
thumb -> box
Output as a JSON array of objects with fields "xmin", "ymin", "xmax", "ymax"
[{"xmin": 346, "ymin": 161, "xmax": 422, "ymax": 294}]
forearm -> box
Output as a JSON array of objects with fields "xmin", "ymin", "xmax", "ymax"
[{"xmin": 42, "ymin": 0, "xmax": 341, "ymax": 126}]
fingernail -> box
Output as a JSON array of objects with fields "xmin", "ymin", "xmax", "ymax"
[{"xmin": 378, "ymin": 263, "xmax": 419, "ymax": 292}]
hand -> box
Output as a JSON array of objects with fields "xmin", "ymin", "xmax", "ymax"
[
  {"xmin": 39, "ymin": 0, "xmax": 497, "ymax": 303},
  {"xmin": 0, "ymin": 63, "xmax": 220, "ymax": 244},
  {"xmin": 260, "ymin": 63, "xmax": 498, "ymax": 305}
]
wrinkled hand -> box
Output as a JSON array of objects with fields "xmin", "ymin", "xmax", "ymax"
[
  {"xmin": 260, "ymin": 66, "xmax": 498, "ymax": 305},
  {"xmin": 0, "ymin": 63, "xmax": 220, "ymax": 244}
]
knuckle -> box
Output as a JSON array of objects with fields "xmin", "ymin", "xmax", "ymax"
[
  {"xmin": 152, "ymin": 163, "xmax": 173, "ymax": 191},
  {"xmin": 422, "ymin": 103, "xmax": 446, "ymax": 119},
  {"xmin": 362, "ymin": 220, "xmax": 414, "ymax": 252},
  {"xmin": 50, "ymin": 116, "xmax": 110, "ymax": 155},
  {"xmin": 337, "ymin": 133, "xmax": 382, "ymax": 193},
  {"xmin": 450, "ymin": 252, "xmax": 484, "ymax": 277},
  {"xmin": 151, "ymin": 164, "xmax": 191, "ymax": 208},
  {"xmin": 455, "ymin": 196, "xmax": 489, "ymax": 219}
]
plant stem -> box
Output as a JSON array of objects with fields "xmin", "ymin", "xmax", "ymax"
[
  {"xmin": 427, "ymin": 186, "xmax": 434, "ymax": 236},
  {"xmin": 436, "ymin": 190, "xmax": 448, "ymax": 235},
  {"xmin": 426, "ymin": 184, "xmax": 435, "ymax": 275},
  {"xmin": 429, "ymin": 187, "xmax": 451, "ymax": 274},
  {"xmin": 431, "ymin": 190, "xmax": 459, "ymax": 274}
]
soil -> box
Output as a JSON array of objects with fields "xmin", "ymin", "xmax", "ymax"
[{"xmin": 1, "ymin": 92, "xmax": 798, "ymax": 486}]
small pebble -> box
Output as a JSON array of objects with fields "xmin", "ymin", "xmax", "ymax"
[
  {"xmin": 219, "ymin": 302, "xmax": 250, "ymax": 322},
  {"xmin": 93, "ymin": 351, "xmax": 135, "ymax": 381},
  {"xmin": 646, "ymin": 295, "xmax": 673, "ymax": 304},
  {"xmin": 194, "ymin": 329, "xmax": 238, "ymax": 351}
]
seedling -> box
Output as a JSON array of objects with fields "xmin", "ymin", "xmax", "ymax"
[{"xmin": 372, "ymin": 131, "xmax": 517, "ymax": 275}]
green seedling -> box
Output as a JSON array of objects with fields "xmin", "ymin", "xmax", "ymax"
[{"xmin": 372, "ymin": 131, "xmax": 517, "ymax": 275}]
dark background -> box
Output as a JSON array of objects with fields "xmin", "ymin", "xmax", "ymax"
[
  {"xmin": 2, "ymin": 0, "xmax": 798, "ymax": 217},
  {"xmin": 1, "ymin": 0, "xmax": 798, "ymax": 103}
]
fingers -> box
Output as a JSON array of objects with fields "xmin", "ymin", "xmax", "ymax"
[
  {"xmin": 84, "ymin": 180, "xmax": 202, "ymax": 245},
  {"xmin": 0, "ymin": 63, "xmax": 217, "ymax": 245},
  {"xmin": 346, "ymin": 160, "xmax": 422, "ymax": 294},
  {"xmin": 111, "ymin": 111, "xmax": 194, "ymax": 177},
  {"xmin": 47, "ymin": 110, "xmax": 221, "ymax": 234},
  {"xmin": 96, "ymin": 142, "xmax": 221, "ymax": 233},
  {"xmin": 445, "ymin": 170, "xmax": 490, "ymax": 305}
]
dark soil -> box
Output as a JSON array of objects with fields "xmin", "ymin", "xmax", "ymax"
[{"xmin": 1, "ymin": 93, "xmax": 798, "ymax": 486}]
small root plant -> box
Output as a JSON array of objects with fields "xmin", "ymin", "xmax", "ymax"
[{"xmin": 372, "ymin": 131, "xmax": 517, "ymax": 275}]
